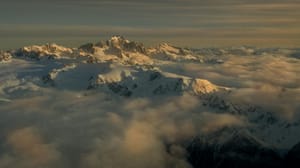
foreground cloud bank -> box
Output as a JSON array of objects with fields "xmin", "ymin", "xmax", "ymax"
[{"xmin": 0, "ymin": 36, "xmax": 300, "ymax": 168}]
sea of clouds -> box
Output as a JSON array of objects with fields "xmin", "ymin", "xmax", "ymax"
[{"xmin": 0, "ymin": 50, "xmax": 300, "ymax": 168}]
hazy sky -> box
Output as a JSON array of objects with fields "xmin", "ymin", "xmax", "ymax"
[{"xmin": 0, "ymin": 0, "xmax": 299, "ymax": 49}]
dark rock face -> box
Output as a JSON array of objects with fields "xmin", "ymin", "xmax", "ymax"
[
  {"xmin": 289, "ymin": 52, "xmax": 300, "ymax": 59},
  {"xmin": 149, "ymin": 71, "xmax": 162, "ymax": 81},
  {"xmin": 123, "ymin": 41, "xmax": 147, "ymax": 54},
  {"xmin": 107, "ymin": 83, "xmax": 132, "ymax": 97},
  {"xmin": 79, "ymin": 43, "xmax": 96, "ymax": 53},
  {"xmin": 286, "ymin": 142, "xmax": 300, "ymax": 168},
  {"xmin": 14, "ymin": 48, "xmax": 41, "ymax": 60},
  {"xmin": 152, "ymin": 78, "xmax": 183, "ymax": 95},
  {"xmin": 187, "ymin": 132, "xmax": 284, "ymax": 168}
]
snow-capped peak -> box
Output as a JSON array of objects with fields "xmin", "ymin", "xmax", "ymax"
[{"xmin": 107, "ymin": 35, "xmax": 127, "ymax": 49}]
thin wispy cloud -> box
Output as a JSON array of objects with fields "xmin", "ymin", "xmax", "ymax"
[{"xmin": 0, "ymin": 0, "xmax": 299, "ymax": 48}]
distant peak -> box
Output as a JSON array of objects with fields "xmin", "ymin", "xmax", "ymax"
[
  {"xmin": 109, "ymin": 35, "xmax": 129, "ymax": 45},
  {"xmin": 107, "ymin": 35, "xmax": 127, "ymax": 49},
  {"xmin": 110, "ymin": 35, "xmax": 125, "ymax": 40},
  {"xmin": 159, "ymin": 42, "xmax": 172, "ymax": 47},
  {"xmin": 105, "ymin": 36, "xmax": 147, "ymax": 54}
]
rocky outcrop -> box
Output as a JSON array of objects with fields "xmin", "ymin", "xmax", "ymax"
[
  {"xmin": 0, "ymin": 51, "xmax": 12, "ymax": 62},
  {"xmin": 106, "ymin": 35, "xmax": 147, "ymax": 54},
  {"xmin": 79, "ymin": 43, "xmax": 96, "ymax": 54}
]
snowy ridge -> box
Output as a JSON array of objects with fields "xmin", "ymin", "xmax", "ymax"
[{"xmin": 14, "ymin": 43, "xmax": 74, "ymax": 60}]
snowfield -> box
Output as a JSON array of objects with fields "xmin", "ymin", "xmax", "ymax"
[{"xmin": 0, "ymin": 36, "xmax": 300, "ymax": 168}]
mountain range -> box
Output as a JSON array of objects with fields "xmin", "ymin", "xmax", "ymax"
[{"xmin": 1, "ymin": 36, "xmax": 300, "ymax": 168}]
